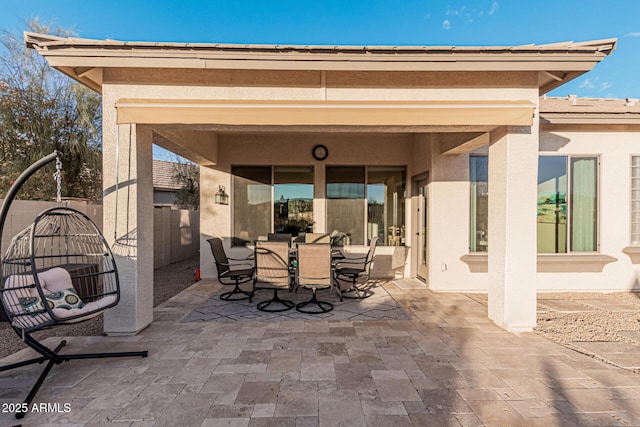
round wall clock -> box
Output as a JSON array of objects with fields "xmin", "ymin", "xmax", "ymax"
[{"xmin": 312, "ymin": 144, "xmax": 329, "ymax": 161}]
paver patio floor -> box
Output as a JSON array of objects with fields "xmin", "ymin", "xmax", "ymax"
[{"xmin": 2, "ymin": 279, "xmax": 640, "ymax": 426}]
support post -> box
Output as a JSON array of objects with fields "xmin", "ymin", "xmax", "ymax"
[
  {"xmin": 487, "ymin": 125, "xmax": 539, "ymax": 332},
  {"xmin": 103, "ymin": 122, "xmax": 154, "ymax": 335}
]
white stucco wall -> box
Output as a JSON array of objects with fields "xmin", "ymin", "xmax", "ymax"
[{"xmin": 537, "ymin": 128, "xmax": 640, "ymax": 292}]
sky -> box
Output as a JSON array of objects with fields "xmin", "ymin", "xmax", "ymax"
[{"xmin": 1, "ymin": 0, "xmax": 639, "ymax": 159}]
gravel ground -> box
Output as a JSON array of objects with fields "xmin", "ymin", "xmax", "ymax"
[
  {"xmin": 0, "ymin": 255, "xmax": 199, "ymax": 360},
  {"xmin": 467, "ymin": 292, "xmax": 640, "ymax": 348},
  {"xmin": 534, "ymin": 292, "xmax": 640, "ymax": 345}
]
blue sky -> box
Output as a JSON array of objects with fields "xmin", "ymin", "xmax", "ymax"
[
  {"xmin": 2, "ymin": 0, "xmax": 639, "ymax": 159},
  {"xmin": 2, "ymin": 0, "xmax": 639, "ymax": 99}
]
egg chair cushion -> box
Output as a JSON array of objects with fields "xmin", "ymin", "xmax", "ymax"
[
  {"xmin": 3, "ymin": 273, "xmax": 47, "ymax": 316},
  {"xmin": 4, "ymin": 267, "xmax": 117, "ymax": 329},
  {"xmin": 19, "ymin": 288, "xmax": 85, "ymax": 313}
]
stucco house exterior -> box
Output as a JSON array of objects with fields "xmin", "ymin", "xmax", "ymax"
[{"xmin": 25, "ymin": 32, "xmax": 638, "ymax": 336}]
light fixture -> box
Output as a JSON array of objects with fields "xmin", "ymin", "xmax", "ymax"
[{"xmin": 215, "ymin": 185, "xmax": 229, "ymax": 205}]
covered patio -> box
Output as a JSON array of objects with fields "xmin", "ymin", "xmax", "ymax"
[
  {"xmin": 23, "ymin": 32, "xmax": 617, "ymax": 335},
  {"xmin": 3, "ymin": 279, "xmax": 640, "ymax": 425}
]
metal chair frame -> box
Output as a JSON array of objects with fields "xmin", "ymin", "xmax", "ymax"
[
  {"xmin": 0, "ymin": 151, "xmax": 147, "ymax": 420},
  {"xmin": 333, "ymin": 236, "xmax": 378, "ymax": 299},
  {"xmin": 207, "ymin": 237, "xmax": 254, "ymax": 301},
  {"xmin": 295, "ymin": 243, "xmax": 340, "ymax": 314},
  {"xmin": 251, "ymin": 240, "xmax": 294, "ymax": 312}
]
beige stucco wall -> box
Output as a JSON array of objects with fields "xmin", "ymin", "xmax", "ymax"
[
  {"xmin": 537, "ymin": 127, "xmax": 640, "ymax": 292},
  {"xmin": 100, "ymin": 67, "xmax": 542, "ymax": 285},
  {"xmin": 199, "ymin": 133, "xmax": 413, "ymax": 280}
]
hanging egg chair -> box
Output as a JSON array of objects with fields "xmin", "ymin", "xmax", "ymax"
[{"xmin": 0, "ymin": 151, "xmax": 147, "ymax": 420}]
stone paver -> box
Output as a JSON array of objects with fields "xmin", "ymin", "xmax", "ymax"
[
  {"xmin": 537, "ymin": 299, "xmax": 597, "ymax": 313},
  {"xmin": 2, "ymin": 279, "xmax": 640, "ymax": 426},
  {"xmin": 577, "ymin": 299, "xmax": 640, "ymax": 312},
  {"xmin": 572, "ymin": 341, "xmax": 640, "ymax": 370}
]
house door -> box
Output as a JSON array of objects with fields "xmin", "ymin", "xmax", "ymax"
[{"xmin": 416, "ymin": 178, "xmax": 429, "ymax": 281}]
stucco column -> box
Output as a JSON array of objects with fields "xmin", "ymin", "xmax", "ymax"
[
  {"xmin": 487, "ymin": 125, "xmax": 539, "ymax": 332},
  {"xmin": 102, "ymin": 123, "xmax": 154, "ymax": 335}
]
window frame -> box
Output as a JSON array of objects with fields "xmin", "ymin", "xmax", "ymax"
[
  {"xmin": 231, "ymin": 164, "xmax": 407, "ymax": 247},
  {"xmin": 469, "ymin": 155, "xmax": 488, "ymax": 253},
  {"xmin": 326, "ymin": 165, "xmax": 406, "ymax": 246},
  {"xmin": 631, "ymin": 155, "xmax": 640, "ymax": 246},
  {"xmin": 537, "ymin": 154, "xmax": 600, "ymax": 254}
]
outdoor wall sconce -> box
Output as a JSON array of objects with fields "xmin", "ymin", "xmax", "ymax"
[{"xmin": 215, "ymin": 185, "xmax": 229, "ymax": 205}]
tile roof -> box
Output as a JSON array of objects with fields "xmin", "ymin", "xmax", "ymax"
[
  {"xmin": 540, "ymin": 96, "xmax": 640, "ymax": 114},
  {"xmin": 152, "ymin": 160, "xmax": 183, "ymax": 191},
  {"xmin": 24, "ymin": 32, "xmax": 617, "ymax": 55}
]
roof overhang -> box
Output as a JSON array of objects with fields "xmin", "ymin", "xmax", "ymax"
[
  {"xmin": 540, "ymin": 113, "xmax": 640, "ymax": 126},
  {"xmin": 25, "ymin": 32, "xmax": 617, "ymax": 96}
]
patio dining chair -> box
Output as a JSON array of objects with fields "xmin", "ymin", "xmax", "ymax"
[
  {"xmin": 207, "ymin": 238, "xmax": 254, "ymax": 301},
  {"xmin": 333, "ymin": 236, "xmax": 378, "ymax": 299},
  {"xmin": 252, "ymin": 240, "xmax": 294, "ymax": 312},
  {"xmin": 267, "ymin": 232, "xmax": 292, "ymax": 243},
  {"xmin": 295, "ymin": 243, "xmax": 341, "ymax": 313}
]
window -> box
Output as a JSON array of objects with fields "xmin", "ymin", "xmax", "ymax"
[
  {"xmin": 632, "ymin": 156, "xmax": 640, "ymax": 245},
  {"xmin": 470, "ymin": 156, "xmax": 488, "ymax": 252},
  {"xmin": 274, "ymin": 167, "xmax": 314, "ymax": 237},
  {"xmin": 231, "ymin": 165, "xmax": 406, "ymax": 247},
  {"xmin": 537, "ymin": 156, "xmax": 598, "ymax": 253},
  {"xmin": 326, "ymin": 166, "xmax": 406, "ymax": 246},
  {"xmin": 368, "ymin": 167, "xmax": 406, "ymax": 246},
  {"xmin": 326, "ymin": 166, "xmax": 366, "ymax": 245},
  {"xmin": 232, "ymin": 166, "xmax": 271, "ymax": 246}
]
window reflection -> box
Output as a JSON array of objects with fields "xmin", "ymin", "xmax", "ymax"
[
  {"xmin": 326, "ymin": 166, "xmax": 365, "ymax": 245},
  {"xmin": 368, "ymin": 167, "xmax": 406, "ymax": 246},
  {"xmin": 537, "ymin": 156, "xmax": 568, "ymax": 253},
  {"xmin": 232, "ymin": 166, "xmax": 271, "ymax": 246},
  {"xmin": 470, "ymin": 156, "xmax": 488, "ymax": 252},
  {"xmin": 274, "ymin": 167, "xmax": 314, "ymax": 237}
]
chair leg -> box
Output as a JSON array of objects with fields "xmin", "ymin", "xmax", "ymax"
[
  {"xmin": 220, "ymin": 279, "xmax": 252, "ymax": 301},
  {"xmin": 1, "ymin": 334, "xmax": 147, "ymax": 419},
  {"xmin": 256, "ymin": 289, "xmax": 295, "ymax": 312},
  {"xmin": 296, "ymin": 289, "xmax": 333, "ymax": 314},
  {"xmin": 340, "ymin": 276, "xmax": 373, "ymax": 299}
]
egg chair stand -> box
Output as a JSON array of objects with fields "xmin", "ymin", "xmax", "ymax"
[{"xmin": 0, "ymin": 151, "xmax": 148, "ymax": 419}]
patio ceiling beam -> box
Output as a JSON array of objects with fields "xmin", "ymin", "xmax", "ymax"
[
  {"xmin": 56, "ymin": 66, "xmax": 102, "ymax": 93},
  {"xmin": 153, "ymin": 129, "xmax": 218, "ymax": 166},
  {"xmin": 440, "ymin": 132, "xmax": 490, "ymax": 155},
  {"xmin": 115, "ymin": 99, "xmax": 535, "ymax": 127}
]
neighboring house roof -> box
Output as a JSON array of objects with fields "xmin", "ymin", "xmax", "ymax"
[
  {"xmin": 153, "ymin": 160, "xmax": 182, "ymax": 191},
  {"xmin": 24, "ymin": 32, "xmax": 617, "ymax": 95},
  {"xmin": 540, "ymin": 96, "xmax": 640, "ymax": 125}
]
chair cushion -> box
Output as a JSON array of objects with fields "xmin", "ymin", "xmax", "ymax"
[
  {"xmin": 224, "ymin": 268, "xmax": 254, "ymax": 279},
  {"xmin": 19, "ymin": 288, "xmax": 85, "ymax": 313},
  {"xmin": 336, "ymin": 267, "xmax": 364, "ymax": 276},
  {"xmin": 39, "ymin": 267, "xmax": 74, "ymax": 294},
  {"xmin": 3, "ymin": 273, "xmax": 48, "ymax": 316}
]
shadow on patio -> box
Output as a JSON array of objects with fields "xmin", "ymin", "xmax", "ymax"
[
  {"xmin": 182, "ymin": 279, "xmax": 413, "ymax": 323},
  {"xmin": 3, "ymin": 278, "xmax": 640, "ymax": 425}
]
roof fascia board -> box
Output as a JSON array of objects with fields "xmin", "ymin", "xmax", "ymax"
[
  {"xmin": 42, "ymin": 56, "xmax": 603, "ymax": 74},
  {"xmin": 540, "ymin": 113, "xmax": 640, "ymax": 125},
  {"xmin": 41, "ymin": 51, "xmax": 606, "ymax": 72}
]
